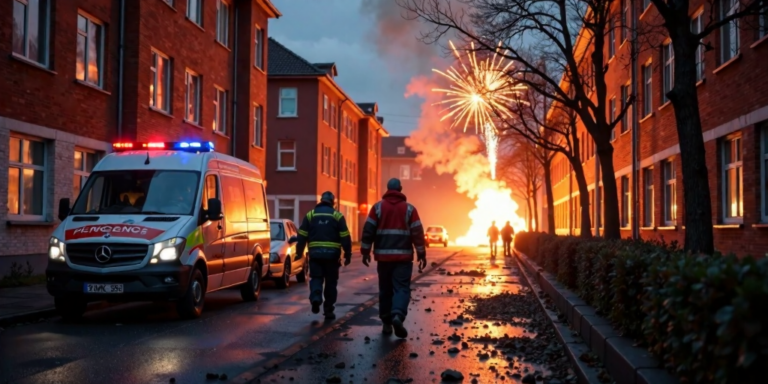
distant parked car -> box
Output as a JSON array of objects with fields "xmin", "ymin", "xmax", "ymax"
[
  {"xmin": 267, "ymin": 219, "xmax": 308, "ymax": 288},
  {"xmin": 425, "ymin": 225, "xmax": 449, "ymax": 247}
]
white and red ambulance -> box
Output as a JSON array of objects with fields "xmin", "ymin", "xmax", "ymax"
[{"xmin": 46, "ymin": 141, "xmax": 276, "ymax": 319}]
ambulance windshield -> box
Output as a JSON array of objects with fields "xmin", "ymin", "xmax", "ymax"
[{"xmin": 71, "ymin": 170, "xmax": 200, "ymax": 215}]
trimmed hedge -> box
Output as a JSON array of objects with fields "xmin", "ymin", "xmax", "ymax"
[{"xmin": 514, "ymin": 231, "xmax": 768, "ymax": 384}]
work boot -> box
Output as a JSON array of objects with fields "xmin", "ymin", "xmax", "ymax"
[
  {"xmin": 382, "ymin": 323, "xmax": 393, "ymax": 335},
  {"xmin": 311, "ymin": 301, "xmax": 321, "ymax": 314},
  {"xmin": 391, "ymin": 315, "xmax": 408, "ymax": 339},
  {"xmin": 324, "ymin": 311, "xmax": 336, "ymax": 320}
]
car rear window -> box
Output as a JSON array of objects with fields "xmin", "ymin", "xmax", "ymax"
[{"xmin": 427, "ymin": 227, "xmax": 442, "ymax": 233}]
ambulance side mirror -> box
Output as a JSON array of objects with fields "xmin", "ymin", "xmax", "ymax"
[
  {"xmin": 58, "ymin": 198, "xmax": 71, "ymax": 221},
  {"xmin": 288, "ymin": 235, "xmax": 298, "ymax": 244},
  {"xmin": 206, "ymin": 198, "xmax": 223, "ymax": 221}
]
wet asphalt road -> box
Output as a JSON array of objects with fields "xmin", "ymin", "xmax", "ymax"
[{"xmin": 0, "ymin": 248, "xmax": 459, "ymax": 384}]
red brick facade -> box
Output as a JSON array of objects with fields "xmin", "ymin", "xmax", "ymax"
[
  {"xmin": 0, "ymin": 0, "xmax": 279, "ymax": 267},
  {"xmin": 549, "ymin": 0, "xmax": 768, "ymax": 255}
]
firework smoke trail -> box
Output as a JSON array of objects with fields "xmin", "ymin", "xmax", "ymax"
[{"xmin": 431, "ymin": 41, "xmax": 526, "ymax": 179}]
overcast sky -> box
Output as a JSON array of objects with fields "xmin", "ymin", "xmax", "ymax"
[{"xmin": 269, "ymin": 0, "xmax": 435, "ymax": 136}]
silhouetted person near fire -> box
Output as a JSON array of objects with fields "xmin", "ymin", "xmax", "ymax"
[
  {"xmin": 487, "ymin": 221, "xmax": 499, "ymax": 257},
  {"xmin": 501, "ymin": 221, "xmax": 515, "ymax": 257}
]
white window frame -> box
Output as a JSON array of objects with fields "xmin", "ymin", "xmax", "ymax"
[
  {"xmin": 74, "ymin": 148, "xmax": 99, "ymax": 200},
  {"xmin": 76, "ymin": 12, "xmax": 104, "ymax": 87},
  {"xmin": 8, "ymin": 135, "xmax": 46, "ymax": 220},
  {"xmin": 331, "ymin": 103, "xmax": 337, "ymax": 130},
  {"xmin": 12, "ymin": 0, "xmax": 51, "ymax": 66},
  {"xmin": 643, "ymin": 167, "xmax": 654, "ymax": 227},
  {"xmin": 216, "ymin": 0, "xmax": 230, "ymax": 46},
  {"xmin": 323, "ymin": 95, "xmax": 329, "ymax": 123},
  {"xmin": 278, "ymin": 88, "xmax": 297, "ymax": 117},
  {"xmin": 400, "ymin": 165, "xmax": 410, "ymax": 180},
  {"xmin": 643, "ymin": 62, "xmax": 653, "ymax": 116},
  {"xmin": 322, "ymin": 145, "xmax": 330, "ymax": 175},
  {"xmin": 691, "ymin": 11, "xmax": 705, "ymax": 81},
  {"xmin": 276, "ymin": 198, "xmax": 297, "ymax": 223},
  {"xmin": 722, "ymin": 134, "xmax": 743, "ymax": 222},
  {"xmin": 760, "ymin": 124, "xmax": 768, "ymax": 222},
  {"xmin": 150, "ymin": 49, "xmax": 171, "ymax": 112},
  {"xmin": 720, "ymin": 0, "xmax": 740, "ymax": 63},
  {"xmin": 187, "ymin": 0, "xmax": 202, "ymax": 25},
  {"xmin": 253, "ymin": 104, "xmax": 263, "ymax": 147},
  {"xmin": 185, "ymin": 70, "xmax": 201, "ymax": 124},
  {"xmin": 663, "ymin": 159, "xmax": 677, "ymax": 225},
  {"xmin": 412, "ymin": 166, "xmax": 422, "ymax": 180},
  {"xmin": 277, "ymin": 141, "xmax": 297, "ymax": 171},
  {"xmin": 621, "ymin": 175, "xmax": 630, "ymax": 227},
  {"xmin": 213, "ymin": 87, "xmax": 228, "ymax": 134},
  {"xmin": 662, "ymin": 41, "xmax": 674, "ymax": 104},
  {"xmin": 254, "ymin": 25, "xmax": 264, "ymax": 69}
]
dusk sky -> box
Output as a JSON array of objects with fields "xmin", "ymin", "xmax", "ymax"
[{"xmin": 269, "ymin": 0, "xmax": 443, "ymax": 136}]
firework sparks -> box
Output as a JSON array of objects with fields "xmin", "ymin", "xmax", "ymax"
[{"xmin": 432, "ymin": 41, "xmax": 526, "ymax": 179}]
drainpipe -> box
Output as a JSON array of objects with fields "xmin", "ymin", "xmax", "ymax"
[
  {"xmin": 631, "ymin": 0, "xmax": 640, "ymax": 239},
  {"xmin": 337, "ymin": 98, "xmax": 349, "ymax": 210},
  {"xmin": 230, "ymin": 4, "xmax": 239, "ymax": 157},
  {"xmin": 117, "ymin": 0, "xmax": 125, "ymax": 140}
]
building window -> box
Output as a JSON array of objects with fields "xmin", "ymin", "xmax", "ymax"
[
  {"xmin": 722, "ymin": 135, "xmax": 743, "ymax": 221},
  {"xmin": 164, "ymin": 0, "xmax": 174, "ymax": 6},
  {"xmin": 643, "ymin": 167, "xmax": 654, "ymax": 227},
  {"xmin": 760, "ymin": 0, "xmax": 767, "ymax": 38},
  {"xmin": 352, "ymin": 162, "xmax": 357, "ymax": 185},
  {"xmin": 609, "ymin": 96, "xmax": 616, "ymax": 141},
  {"xmin": 185, "ymin": 71, "xmax": 201, "ymax": 124},
  {"xmin": 413, "ymin": 166, "xmax": 422, "ymax": 180},
  {"xmin": 397, "ymin": 146, "xmax": 405, "ymax": 155},
  {"xmin": 12, "ymin": 0, "xmax": 50, "ymax": 66},
  {"xmin": 74, "ymin": 150, "xmax": 98, "ymax": 200},
  {"xmin": 691, "ymin": 11, "xmax": 704, "ymax": 81},
  {"xmin": 399, "ymin": 165, "xmax": 410, "ymax": 180},
  {"xmin": 253, "ymin": 104, "xmax": 263, "ymax": 147},
  {"xmin": 608, "ymin": 19, "xmax": 615, "ymax": 59},
  {"xmin": 8, "ymin": 136, "xmax": 45, "ymax": 218},
  {"xmin": 323, "ymin": 95, "xmax": 329, "ymax": 123},
  {"xmin": 279, "ymin": 88, "xmax": 297, "ymax": 117},
  {"xmin": 643, "ymin": 0, "xmax": 651, "ymax": 10},
  {"xmin": 277, "ymin": 199, "xmax": 296, "ymax": 222},
  {"xmin": 187, "ymin": 0, "xmax": 202, "ymax": 25},
  {"xmin": 322, "ymin": 145, "xmax": 330, "ymax": 175},
  {"xmin": 643, "ymin": 63, "xmax": 652, "ymax": 116},
  {"xmin": 277, "ymin": 141, "xmax": 296, "ymax": 170},
  {"xmin": 621, "ymin": 0, "xmax": 628, "ymax": 42},
  {"xmin": 621, "ymin": 83, "xmax": 630, "ymax": 133},
  {"xmin": 216, "ymin": 0, "xmax": 229, "ymax": 46},
  {"xmin": 76, "ymin": 13, "xmax": 103, "ymax": 87},
  {"xmin": 331, "ymin": 103, "xmax": 337, "ymax": 129},
  {"xmin": 760, "ymin": 124, "xmax": 768, "ymax": 222},
  {"xmin": 254, "ymin": 26, "xmax": 263, "ymax": 69},
  {"xmin": 332, "ymin": 150, "xmax": 338, "ymax": 178},
  {"xmin": 342, "ymin": 157, "xmax": 347, "ymax": 182},
  {"xmin": 150, "ymin": 50, "xmax": 171, "ymax": 112},
  {"xmin": 621, "ymin": 176, "xmax": 630, "ymax": 227},
  {"xmin": 720, "ymin": 0, "xmax": 740, "ymax": 63},
  {"xmin": 662, "ymin": 41, "xmax": 674, "ymax": 104},
  {"xmin": 663, "ymin": 159, "xmax": 677, "ymax": 225},
  {"xmin": 213, "ymin": 87, "xmax": 228, "ymax": 134}
]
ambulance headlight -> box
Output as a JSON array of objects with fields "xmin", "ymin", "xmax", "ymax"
[
  {"xmin": 152, "ymin": 237, "xmax": 187, "ymax": 261},
  {"xmin": 48, "ymin": 237, "xmax": 66, "ymax": 262}
]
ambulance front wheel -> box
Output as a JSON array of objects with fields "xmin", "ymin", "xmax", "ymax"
[{"xmin": 176, "ymin": 268, "xmax": 205, "ymax": 319}]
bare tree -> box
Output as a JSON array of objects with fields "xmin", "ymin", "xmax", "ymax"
[
  {"xmin": 498, "ymin": 133, "xmax": 543, "ymax": 231},
  {"xmin": 399, "ymin": 0, "xmax": 634, "ymax": 239}
]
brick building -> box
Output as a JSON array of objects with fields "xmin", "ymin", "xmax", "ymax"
[
  {"xmin": 549, "ymin": 0, "xmax": 768, "ymax": 255},
  {"xmin": 265, "ymin": 38, "xmax": 388, "ymax": 241},
  {"xmin": 0, "ymin": 0, "xmax": 280, "ymax": 272},
  {"xmin": 381, "ymin": 136, "xmax": 475, "ymax": 241}
]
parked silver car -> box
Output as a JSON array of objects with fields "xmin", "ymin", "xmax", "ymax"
[
  {"xmin": 267, "ymin": 219, "xmax": 309, "ymax": 288},
  {"xmin": 425, "ymin": 225, "xmax": 449, "ymax": 247}
]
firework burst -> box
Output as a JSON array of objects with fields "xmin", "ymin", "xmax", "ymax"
[{"xmin": 432, "ymin": 41, "xmax": 526, "ymax": 179}]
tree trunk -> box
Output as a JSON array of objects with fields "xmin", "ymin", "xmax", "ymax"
[
  {"xmin": 532, "ymin": 184, "xmax": 539, "ymax": 232},
  {"xmin": 526, "ymin": 194, "xmax": 533, "ymax": 232},
  {"xmin": 597, "ymin": 145, "xmax": 621, "ymax": 239},
  {"xmin": 570, "ymin": 158, "xmax": 594, "ymax": 238},
  {"xmin": 543, "ymin": 162, "xmax": 556, "ymax": 234},
  {"xmin": 669, "ymin": 30, "xmax": 715, "ymax": 254}
]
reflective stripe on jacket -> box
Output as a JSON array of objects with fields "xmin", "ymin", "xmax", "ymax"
[
  {"xmin": 360, "ymin": 190, "xmax": 426, "ymax": 262},
  {"xmin": 296, "ymin": 202, "xmax": 352, "ymax": 260}
]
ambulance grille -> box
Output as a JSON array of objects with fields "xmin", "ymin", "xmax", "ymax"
[{"xmin": 67, "ymin": 243, "xmax": 149, "ymax": 268}]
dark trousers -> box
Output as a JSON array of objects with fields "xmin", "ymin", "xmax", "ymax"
[
  {"xmin": 503, "ymin": 239, "xmax": 512, "ymax": 256},
  {"xmin": 309, "ymin": 259, "xmax": 340, "ymax": 312},
  {"xmin": 377, "ymin": 261, "xmax": 413, "ymax": 324},
  {"xmin": 489, "ymin": 240, "xmax": 498, "ymax": 256}
]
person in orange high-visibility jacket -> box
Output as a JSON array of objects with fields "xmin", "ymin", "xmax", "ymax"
[{"xmin": 360, "ymin": 178, "xmax": 426, "ymax": 339}]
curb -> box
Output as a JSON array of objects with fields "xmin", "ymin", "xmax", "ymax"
[
  {"xmin": 232, "ymin": 250, "xmax": 464, "ymax": 384},
  {"xmin": 514, "ymin": 250, "xmax": 680, "ymax": 384}
]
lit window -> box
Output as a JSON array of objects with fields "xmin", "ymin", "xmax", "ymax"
[
  {"xmin": 691, "ymin": 11, "xmax": 705, "ymax": 81},
  {"xmin": 150, "ymin": 50, "xmax": 171, "ymax": 112},
  {"xmin": 74, "ymin": 150, "xmax": 98, "ymax": 200},
  {"xmin": 663, "ymin": 41, "xmax": 674, "ymax": 103},
  {"xmin": 253, "ymin": 104, "xmax": 263, "ymax": 147},
  {"xmin": 254, "ymin": 26, "xmax": 263, "ymax": 69},
  {"xmin": 277, "ymin": 141, "xmax": 296, "ymax": 170},
  {"xmin": 722, "ymin": 135, "xmax": 743, "ymax": 221},
  {"xmin": 76, "ymin": 13, "xmax": 103, "ymax": 87},
  {"xmin": 643, "ymin": 167, "xmax": 654, "ymax": 227},
  {"xmin": 12, "ymin": 0, "xmax": 50, "ymax": 66},
  {"xmin": 213, "ymin": 87, "xmax": 228, "ymax": 134},
  {"xmin": 187, "ymin": 0, "xmax": 202, "ymax": 25},
  {"xmin": 663, "ymin": 159, "xmax": 677, "ymax": 225},
  {"xmin": 643, "ymin": 63, "xmax": 653, "ymax": 116},
  {"xmin": 621, "ymin": 175, "xmax": 630, "ymax": 227},
  {"xmin": 279, "ymin": 88, "xmax": 297, "ymax": 117},
  {"xmin": 216, "ymin": 0, "xmax": 230, "ymax": 46},
  {"xmin": 8, "ymin": 136, "xmax": 45, "ymax": 218},
  {"xmin": 185, "ymin": 70, "xmax": 201, "ymax": 124},
  {"xmin": 720, "ymin": 0, "xmax": 740, "ymax": 63}
]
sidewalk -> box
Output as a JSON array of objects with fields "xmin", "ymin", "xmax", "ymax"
[
  {"xmin": 0, "ymin": 284, "xmax": 54, "ymax": 326},
  {"xmin": 252, "ymin": 250, "xmax": 585, "ymax": 384}
]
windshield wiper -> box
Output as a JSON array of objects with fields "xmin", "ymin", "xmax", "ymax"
[{"xmin": 139, "ymin": 211, "xmax": 172, "ymax": 215}]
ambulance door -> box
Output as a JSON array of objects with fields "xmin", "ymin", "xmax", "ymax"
[
  {"xmin": 201, "ymin": 173, "xmax": 226, "ymax": 291},
  {"xmin": 220, "ymin": 175, "xmax": 250, "ymax": 287}
]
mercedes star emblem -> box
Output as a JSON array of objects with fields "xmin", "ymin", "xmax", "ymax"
[{"xmin": 95, "ymin": 245, "xmax": 112, "ymax": 263}]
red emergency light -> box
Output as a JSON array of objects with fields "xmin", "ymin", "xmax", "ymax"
[
  {"xmin": 112, "ymin": 141, "xmax": 215, "ymax": 152},
  {"xmin": 113, "ymin": 142, "xmax": 134, "ymax": 149}
]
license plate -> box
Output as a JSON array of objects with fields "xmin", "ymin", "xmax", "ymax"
[{"xmin": 83, "ymin": 283, "xmax": 124, "ymax": 294}]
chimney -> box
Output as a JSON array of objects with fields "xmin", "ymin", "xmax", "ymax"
[{"xmin": 376, "ymin": 116, "xmax": 384, "ymax": 124}]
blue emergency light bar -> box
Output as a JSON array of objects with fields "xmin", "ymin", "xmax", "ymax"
[{"xmin": 112, "ymin": 141, "xmax": 215, "ymax": 152}]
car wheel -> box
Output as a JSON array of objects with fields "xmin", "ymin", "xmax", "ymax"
[
  {"xmin": 240, "ymin": 261, "xmax": 262, "ymax": 302},
  {"xmin": 296, "ymin": 260, "xmax": 309, "ymax": 283},
  {"xmin": 275, "ymin": 259, "xmax": 290, "ymax": 289},
  {"xmin": 177, "ymin": 268, "xmax": 206, "ymax": 319},
  {"xmin": 55, "ymin": 297, "xmax": 87, "ymax": 321}
]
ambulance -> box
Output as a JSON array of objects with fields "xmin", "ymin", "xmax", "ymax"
[{"xmin": 46, "ymin": 141, "xmax": 278, "ymax": 320}]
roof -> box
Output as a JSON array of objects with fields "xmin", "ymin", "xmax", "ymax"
[
  {"xmin": 257, "ymin": 0, "xmax": 282, "ymax": 18},
  {"xmin": 312, "ymin": 62, "xmax": 338, "ymax": 77},
  {"xmin": 382, "ymin": 136, "xmax": 418, "ymax": 158},
  {"xmin": 267, "ymin": 38, "xmax": 326, "ymax": 76},
  {"xmin": 357, "ymin": 103, "xmax": 378, "ymax": 115}
]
